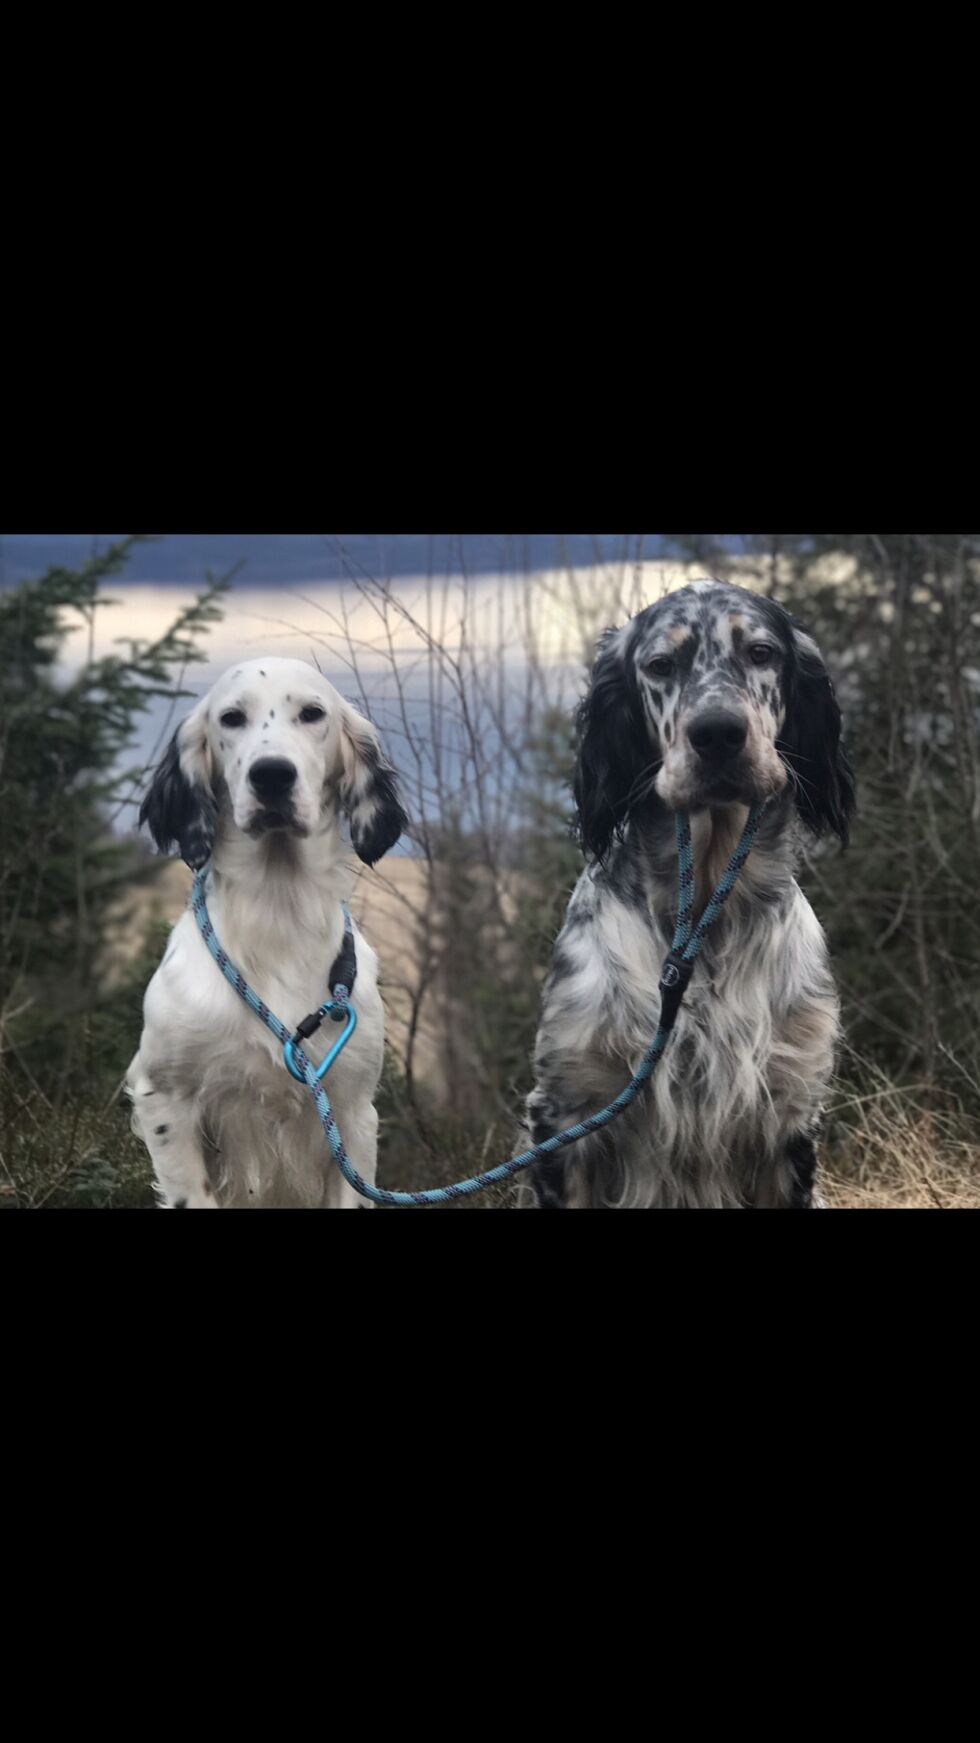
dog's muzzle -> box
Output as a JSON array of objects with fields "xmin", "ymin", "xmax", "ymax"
[
  {"xmin": 687, "ymin": 709, "xmax": 748, "ymax": 763},
  {"xmin": 247, "ymin": 757, "xmax": 302, "ymax": 832}
]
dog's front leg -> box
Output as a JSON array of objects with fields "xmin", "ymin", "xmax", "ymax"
[
  {"xmin": 326, "ymin": 1100, "xmax": 379, "ymax": 1209},
  {"xmin": 785, "ymin": 1130, "xmax": 819, "ymax": 1209},
  {"xmin": 522, "ymin": 1087, "xmax": 593, "ymax": 1208},
  {"xmin": 127, "ymin": 1058, "xmax": 217, "ymax": 1209},
  {"xmin": 752, "ymin": 1130, "xmax": 820, "ymax": 1208}
]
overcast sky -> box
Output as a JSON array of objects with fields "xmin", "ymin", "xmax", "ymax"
[{"xmin": 0, "ymin": 533, "xmax": 700, "ymax": 589}]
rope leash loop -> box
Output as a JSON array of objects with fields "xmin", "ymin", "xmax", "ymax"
[{"xmin": 190, "ymin": 801, "xmax": 769, "ymax": 1206}]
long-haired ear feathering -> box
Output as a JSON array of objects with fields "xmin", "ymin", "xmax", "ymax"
[
  {"xmin": 139, "ymin": 711, "xmax": 216, "ymax": 870},
  {"xmin": 573, "ymin": 628, "xmax": 661, "ymax": 862},
  {"xmin": 778, "ymin": 622, "xmax": 856, "ymax": 844},
  {"xmin": 338, "ymin": 706, "xmax": 408, "ymax": 865}
]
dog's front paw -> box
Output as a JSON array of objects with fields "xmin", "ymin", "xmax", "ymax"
[{"xmin": 163, "ymin": 1188, "xmax": 220, "ymax": 1209}]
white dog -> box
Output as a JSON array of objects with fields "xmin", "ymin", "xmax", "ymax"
[{"xmin": 126, "ymin": 658, "xmax": 407, "ymax": 1208}]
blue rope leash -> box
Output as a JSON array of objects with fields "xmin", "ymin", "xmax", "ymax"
[{"xmin": 191, "ymin": 803, "xmax": 768, "ymax": 1206}]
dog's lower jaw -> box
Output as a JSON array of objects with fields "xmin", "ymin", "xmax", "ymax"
[
  {"xmin": 244, "ymin": 808, "xmax": 310, "ymax": 839},
  {"xmin": 247, "ymin": 818, "xmax": 310, "ymax": 839},
  {"xmin": 655, "ymin": 763, "xmax": 786, "ymax": 815}
]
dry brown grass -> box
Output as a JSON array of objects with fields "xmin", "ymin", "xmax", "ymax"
[{"xmin": 819, "ymin": 1062, "xmax": 980, "ymax": 1208}]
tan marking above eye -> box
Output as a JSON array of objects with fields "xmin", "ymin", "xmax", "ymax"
[{"xmin": 667, "ymin": 625, "xmax": 690, "ymax": 647}]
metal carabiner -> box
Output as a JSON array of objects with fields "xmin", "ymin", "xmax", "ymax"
[{"xmin": 283, "ymin": 1001, "xmax": 358, "ymax": 1083}]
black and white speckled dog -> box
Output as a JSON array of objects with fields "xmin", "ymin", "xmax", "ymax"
[{"xmin": 523, "ymin": 579, "xmax": 855, "ymax": 1209}]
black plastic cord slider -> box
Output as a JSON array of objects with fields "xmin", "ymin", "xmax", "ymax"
[{"xmin": 658, "ymin": 950, "xmax": 694, "ymax": 1033}]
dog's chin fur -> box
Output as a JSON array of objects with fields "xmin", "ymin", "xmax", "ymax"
[
  {"xmin": 658, "ymin": 772, "xmax": 785, "ymax": 812},
  {"xmin": 245, "ymin": 808, "xmax": 310, "ymax": 839},
  {"xmin": 656, "ymin": 754, "xmax": 789, "ymax": 815}
]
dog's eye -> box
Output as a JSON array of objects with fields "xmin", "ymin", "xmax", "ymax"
[
  {"xmin": 646, "ymin": 655, "xmax": 674, "ymax": 679},
  {"xmin": 748, "ymin": 644, "xmax": 773, "ymax": 666},
  {"xmin": 220, "ymin": 710, "xmax": 247, "ymax": 728},
  {"xmin": 299, "ymin": 705, "xmax": 326, "ymax": 724}
]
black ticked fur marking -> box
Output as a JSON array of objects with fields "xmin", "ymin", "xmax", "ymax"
[
  {"xmin": 785, "ymin": 1131, "xmax": 818, "ymax": 1208},
  {"xmin": 573, "ymin": 625, "xmax": 661, "ymax": 863},
  {"xmin": 139, "ymin": 731, "xmax": 217, "ymax": 871},
  {"xmin": 526, "ymin": 1094, "xmax": 569, "ymax": 1207},
  {"xmin": 773, "ymin": 606, "xmax": 856, "ymax": 844},
  {"xmin": 341, "ymin": 736, "xmax": 409, "ymax": 866}
]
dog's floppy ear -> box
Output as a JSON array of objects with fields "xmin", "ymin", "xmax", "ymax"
[
  {"xmin": 573, "ymin": 626, "xmax": 655, "ymax": 862},
  {"xmin": 138, "ymin": 701, "xmax": 217, "ymax": 870},
  {"xmin": 337, "ymin": 702, "xmax": 408, "ymax": 865},
  {"xmin": 780, "ymin": 624, "xmax": 856, "ymax": 845}
]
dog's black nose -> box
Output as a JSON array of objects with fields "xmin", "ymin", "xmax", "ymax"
[
  {"xmin": 249, "ymin": 757, "xmax": 298, "ymax": 798},
  {"xmin": 687, "ymin": 710, "xmax": 747, "ymax": 762}
]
